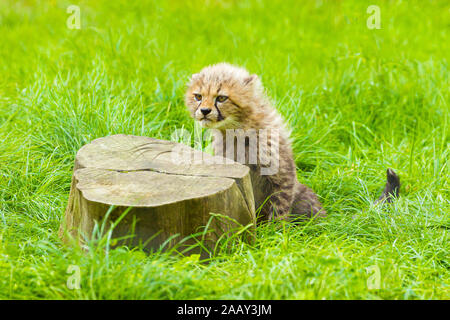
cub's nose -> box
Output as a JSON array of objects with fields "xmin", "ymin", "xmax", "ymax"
[{"xmin": 201, "ymin": 108, "xmax": 212, "ymax": 115}]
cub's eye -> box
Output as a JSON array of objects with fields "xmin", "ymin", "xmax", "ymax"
[
  {"xmin": 194, "ymin": 94, "xmax": 202, "ymax": 101},
  {"xmin": 216, "ymin": 95, "xmax": 228, "ymax": 103}
]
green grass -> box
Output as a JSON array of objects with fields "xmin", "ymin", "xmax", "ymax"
[{"xmin": 0, "ymin": 0, "xmax": 449, "ymax": 299}]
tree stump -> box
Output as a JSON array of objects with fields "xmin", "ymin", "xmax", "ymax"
[{"xmin": 59, "ymin": 134, "xmax": 256, "ymax": 255}]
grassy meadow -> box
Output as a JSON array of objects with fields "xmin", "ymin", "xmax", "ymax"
[{"xmin": 0, "ymin": 0, "xmax": 448, "ymax": 299}]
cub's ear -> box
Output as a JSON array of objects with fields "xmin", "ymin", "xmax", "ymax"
[
  {"xmin": 243, "ymin": 74, "xmax": 258, "ymax": 86},
  {"xmin": 188, "ymin": 73, "xmax": 200, "ymax": 84}
]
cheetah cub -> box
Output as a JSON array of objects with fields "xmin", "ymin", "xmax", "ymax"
[{"xmin": 185, "ymin": 63, "xmax": 326, "ymax": 222}]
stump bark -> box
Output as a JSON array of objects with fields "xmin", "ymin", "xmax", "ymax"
[{"xmin": 59, "ymin": 134, "xmax": 256, "ymax": 255}]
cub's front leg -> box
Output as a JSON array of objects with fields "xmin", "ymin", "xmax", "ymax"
[{"xmin": 264, "ymin": 188, "xmax": 294, "ymax": 222}]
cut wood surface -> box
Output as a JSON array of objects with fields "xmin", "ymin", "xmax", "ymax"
[{"xmin": 59, "ymin": 134, "xmax": 256, "ymax": 255}]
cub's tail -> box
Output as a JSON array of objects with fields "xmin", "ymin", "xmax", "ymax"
[{"xmin": 376, "ymin": 168, "xmax": 400, "ymax": 204}]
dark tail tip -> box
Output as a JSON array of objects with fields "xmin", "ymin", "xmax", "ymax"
[{"xmin": 377, "ymin": 168, "xmax": 400, "ymax": 204}]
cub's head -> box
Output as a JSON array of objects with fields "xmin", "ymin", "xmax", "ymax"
[{"xmin": 185, "ymin": 63, "xmax": 264, "ymax": 129}]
